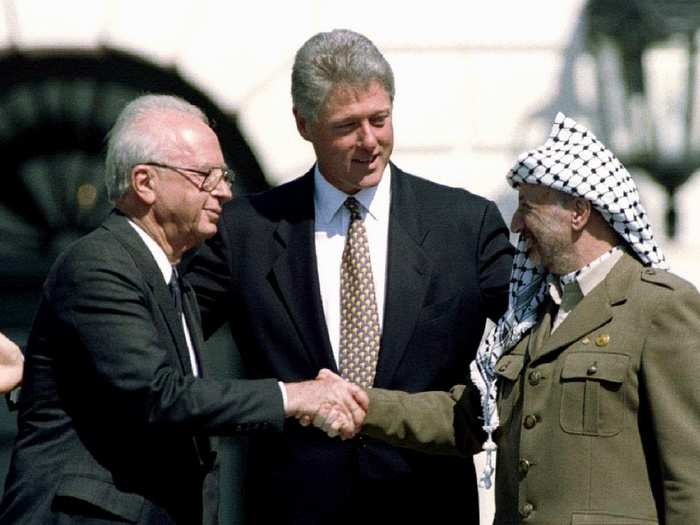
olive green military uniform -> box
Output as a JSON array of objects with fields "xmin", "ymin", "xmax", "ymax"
[{"xmin": 363, "ymin": 254, "xmax": 700, "ymax": 524}]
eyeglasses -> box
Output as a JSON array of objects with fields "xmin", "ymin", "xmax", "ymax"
[{"xmin": 140, "ymin": 162, "xmax": 234, "ymax": 192}]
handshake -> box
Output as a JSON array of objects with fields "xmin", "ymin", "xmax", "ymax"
[{"xmin": 284, "ymin": 369, "xmax": 369, "ymax": 440}]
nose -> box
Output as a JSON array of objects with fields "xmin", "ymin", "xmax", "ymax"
[
  {"xmin": 357, "ymin": 120, "xmax": 378, "ymax": 150},
  {"xmin": 212, "ymin": 179, "xmax": 233, "ymax": 203}
]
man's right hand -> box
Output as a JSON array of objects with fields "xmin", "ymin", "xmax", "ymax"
[{"xmin": 0, "ymin": 331, "xmax": 23, "ymax": 394}]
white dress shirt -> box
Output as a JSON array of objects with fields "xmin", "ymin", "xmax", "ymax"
[
  {"xmin": 314, "ymin": 164, "xmax": 391, "ymax": 366},
  {"xmin": 128, "ymin": 220, "xmax": 200, "ymax": 376}
]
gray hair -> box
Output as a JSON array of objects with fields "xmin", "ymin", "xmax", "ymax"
[
  {"xmin": 104, "ymin": 94, "xmax": 208, "ymax": 202},
  {"xmin": 291, "ymin": 29, "xmax": 395, "ymax": 123}
]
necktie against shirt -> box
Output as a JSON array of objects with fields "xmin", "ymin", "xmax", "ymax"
[
  {"xmin": 169, "ymin": 269, "xmax": 185, "ymax": 318},
  {"xmin": 169, "ymin": 268, "xmax": 200, "ymax": 377},
  {"xmin": 338, "ymin": 197, "xmax": 381, "ymax": 389}
]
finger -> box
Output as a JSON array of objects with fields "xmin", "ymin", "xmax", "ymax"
[
  {"xmin": 350, "ymin": 385, "xmax": 369, "ymax": 411},
  {"xmin": 337, "ymin": 391, "xmax": 365, "ymax": 424},
  {"xmin": 350, "ymin": 406, "xmax": 366, "ymax": 427},
  {"xmin": 313, "ymin": 408, "xmax": 337, "ymax": 434},
  {"xmin": 338, "ymin": 416, "xmax": 358, "ymax": 440},
  {"xmin": 316, "ymin": 368, "xmax": 337, "ymax": 380},
  {"xmin": 328, "ymin": 404, "xmax": 360, "ymax": 432},
  {"xmin": 330, "ymin": 412, "xmax": 351, "ymax": 432},
  {"xmin": 319, "ymin": 413, "xmax": 339, "ymax": 438}
]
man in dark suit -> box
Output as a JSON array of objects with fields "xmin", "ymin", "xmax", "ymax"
[
  {"xmin": 0, "ymin": 94, "xmax": 366, "ymax": 525},
  {"xmin": 186, "ymin": 29, "xmax": 513, "ymax": 524}
]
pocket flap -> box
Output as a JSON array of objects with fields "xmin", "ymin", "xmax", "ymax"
[
  {"xmin": 495, "ymin": 354, "xmax": 525, "ymax": 381},
  {"xmin": 561, "ymin": 352, "xmax": 628, "ymax": 383}
]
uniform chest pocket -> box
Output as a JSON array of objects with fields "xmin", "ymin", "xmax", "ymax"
[
  {"xmin": 560, "ymin": 352, "xmax": 629, "ymax": 436},
  {"xmin": 495, "ymin": 354, "xmax": 525, "ymax": 427}
]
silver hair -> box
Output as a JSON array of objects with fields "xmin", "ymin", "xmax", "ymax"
[
  {"xmin": 104, "ymin": 94, "xmax": 208, "ymax": 202},
  {"xmin": 291, "ymin": 29, "xmax": 395, "ymax": 123}
]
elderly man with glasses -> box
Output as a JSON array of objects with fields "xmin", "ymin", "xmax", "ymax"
[{"xmin": 0, "ymin": 94, "xmax": 366, "ymax": 525}]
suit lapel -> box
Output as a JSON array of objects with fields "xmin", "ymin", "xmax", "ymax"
[
  {"xmin": 103, "ymin": 211, "xmax": 195, "ymax": 376},
  {"xmin": 374, "ymin": 165, "xmax": 432, "ymax": 386},
  {"xmin": 268, "ymin": 171, "xmax": 336, "ymax": 372},
  {"xmin": 530, "ymin": 252, "xmax": 636, "ymax": 363}
]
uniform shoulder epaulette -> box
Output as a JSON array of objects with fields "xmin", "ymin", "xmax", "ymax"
[{"xmin": 640, "ymin": 267, "xmax": 677, "ymax": 290}]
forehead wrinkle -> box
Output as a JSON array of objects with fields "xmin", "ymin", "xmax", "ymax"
[{"xmin": 320, "ymin": 81, "xmax": 391, "ymax": 120}]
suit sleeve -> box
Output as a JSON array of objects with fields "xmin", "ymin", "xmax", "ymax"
[
  {"xmin": 362, "ymin": 383, "xmax": 485, "ymax": 456},
  {"xmin": 476, "ymin": 200, "xmax": 514, "ymax": 322},
  {"xmin": 54, "ymin": 248, "xmax": 284, "ymax": 436},
  {"xmin": 641, "ymin": 280, "xmax": 700, "ymax": 522}
]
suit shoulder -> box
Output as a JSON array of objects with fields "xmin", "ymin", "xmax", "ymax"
[
  {"xmin": 399, "ymin": 170, "xmax": 496, "ymax": 210},
  {"xmin": 49, "ymin": 226, "xmax": 135, "ymax": 283},
  {"xmin": 222, "ymin": 173, "xmax": 310, "ymax": 223}
]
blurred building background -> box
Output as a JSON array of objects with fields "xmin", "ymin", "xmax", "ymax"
[{"xmin": 1, "ymin": 1, "xmax": 699, "ymax": 523}]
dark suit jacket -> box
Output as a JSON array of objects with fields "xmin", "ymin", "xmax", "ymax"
[
  {"xmin": 0, "ymin": 211, "xmax": 284, "ymax": 525},
  {"xmin": 187, "ymin": 164, "xmax": 513, "ymax": 524}
]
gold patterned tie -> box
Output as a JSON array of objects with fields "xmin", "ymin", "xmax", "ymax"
[{"xmin": 339, "ymin": 197, "xmax": 381, "ymax": 389}]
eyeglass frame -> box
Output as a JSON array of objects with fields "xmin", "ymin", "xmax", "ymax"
[{"xmin": 138, "ymin": 162, "xmax": 235, "ymax": 192}]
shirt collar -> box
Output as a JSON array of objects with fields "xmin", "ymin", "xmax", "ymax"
[
  {"xmin": 128, "ymin": 219, "xmax": 174, "ymax": 284},
  {"xmin": 313, "ymin": 163, "xmax": 391, "ymax": 224},
  {"xmin": 548, "ymin": 245, "xmax": 624, "ymax": 304}
]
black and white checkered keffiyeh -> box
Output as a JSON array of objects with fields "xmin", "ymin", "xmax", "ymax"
[{"xmin": 469, "ymin": 112, "xmax": 668, "ymax": 488}]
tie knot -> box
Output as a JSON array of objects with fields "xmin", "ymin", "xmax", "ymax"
[{"xmin": 344, "ymin": 197, "xmax": 362, "ymax": 220}]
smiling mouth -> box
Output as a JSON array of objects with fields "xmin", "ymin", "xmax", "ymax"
[{"xmin": 352, "ymin": 154, "xmax": 379, "ymax": 167}]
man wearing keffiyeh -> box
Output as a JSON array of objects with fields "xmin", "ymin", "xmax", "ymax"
[{"xmin": 345, "ymin": 113, "xmax": 700, "ymax": 524}]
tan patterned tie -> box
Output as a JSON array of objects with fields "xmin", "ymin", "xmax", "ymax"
[{"xmin": 339, "ymin": 197, "xmax": 381, "ymax": 389}]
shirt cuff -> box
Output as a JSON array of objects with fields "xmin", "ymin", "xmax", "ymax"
[{"xmin": 278, "ymin": 381, "xmax": 288, "ymax": 413}]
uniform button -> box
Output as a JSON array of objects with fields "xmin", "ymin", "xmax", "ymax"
[
  {"xmin": 528, "ymin": 370, "xmax": 541, "ymax": 386},
  {"xmin": 523, "ymin": 415, "xmax": 538, "ymax": 429},
  {"xmin": 520, "ymin": 502, "xmax": 534, "ymax": 518},
  {"xmin": 587, "ymin": 364, "xmax": 598, "ymax": 375},
  {"xmin": 518, "ymin": 458, "xmax": 531, "ymax": 474}
]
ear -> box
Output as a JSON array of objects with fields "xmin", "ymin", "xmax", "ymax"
[
  {"xmin": 570, "ymin": 197, "xmax": 591, "ymax": 232},
  {"xmin": 130, "ymin": 165, "xmax": 157, "ymax": 205},
  {"xmin": 293, "ymin": 107, "xmax": 313, "ymax": 141}
]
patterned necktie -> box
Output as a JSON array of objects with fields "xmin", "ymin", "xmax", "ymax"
[{"xmin": 339, "ymin": 197, "xmax": 381, "ymax": 389}]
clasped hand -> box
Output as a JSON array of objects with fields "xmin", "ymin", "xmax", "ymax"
[{"xmin": 285, "ymin": 369, "xmax": 368, "ymax": 440}]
